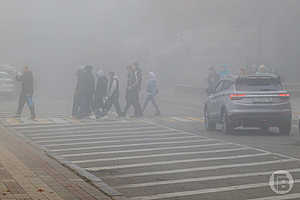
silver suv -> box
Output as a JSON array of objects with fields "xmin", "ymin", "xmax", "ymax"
[{"xmin": 204, "ymin": 74, "xmax": 292, "ymax": 135}]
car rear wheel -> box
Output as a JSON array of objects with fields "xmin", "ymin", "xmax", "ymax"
[
  {"xmin": 204, "ymin": 108, "xmax": 216, "ymax": 131},
  {"xmin": 279, "ymin": 120, "xmax": 291, "ymax": 136},
  {"xmin": 221, "ymin": 111, "xmax": 233, "ymax": 134}
]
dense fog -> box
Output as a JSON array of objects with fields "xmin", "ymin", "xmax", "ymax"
[{"xmin": 0, "ymin": 0, "xmax": 299, "ymax": 98}]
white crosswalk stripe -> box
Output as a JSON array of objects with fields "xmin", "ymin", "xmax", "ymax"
[
  {"xmin": 71, "ymin": 147, "xmax": 249, "ymax": 163},
  {"xmin": 48, "ymin": 138, "xmax": 215, "ymax": 152},
  {"xmin": 59, "ymin": 142, "xmax": 233, "ymax": 157},
  {"xmin": 2, "ymin": 113, "xmax": 300, "ymax": 200},
  {"xmin": 129, "ymin": 180, "xmax": 300, "ymax": 200},
  {"xmin": 43, "ymin": 135, "xmax": 207, "ymax": 147},
  {"xmin": 85, "ymin": 153, "xmax": 271, "ymax": 171}
]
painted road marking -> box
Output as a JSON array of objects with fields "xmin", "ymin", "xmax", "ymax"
[
  {"xmin": 43, "ymin": 136, "xmax": 211, "ymax": 147},
  {"xmin": 185, "ymin": 117, "xmax": 204, "ymax": 122},
  {"xmin": 59, "ymin": 142, "xmax": 233, "ymax": 157},
  {"xmin": 38, "ymin": 134, "xmax": 199, "ymax": 145},
  {"xmin": 49, "ymin": 138, "xmax": 215, "ymax": 152},
  {"xmin": 117, "ymin": 168, "xmax": 300, "ymax": 189},
  {"xmin": 86, "ymin": 153, "xmax": 271, "ymax": 171},
  {"xmin": 107, "ymin": 158, "xmax": 296, "ymax": 178},
  {"xmin": 71, "ymin": 147, "xmax": 249, "ymax": 164},
  {"xmin": 248, "ymin": 193, "xmax": 300, "ymax": 200},
  {"xmin": 28, "ymin": 129, "xmax": 177, "ymax": 139},
  {"xmin": 4, "ymin": 114, "xmax": 300, "ymax": 200},
  {"xmin": 6, "ymin": 118, "xmax": 20, "ymax": 125},
  {"xmin": 34, "ymin": 132, "xmax": 186, "ymax": 143},
  {"xmin": 22, "ymin": 125, "xmax": 157, "ymax": 135},
  {"xmin": 129, "ymin": 180, "xmax": 300, "ymax": 200},
  {"xmin": 14, "ymin": 120, "xmax": 145, "ymax": 130},
  {"xmin": 171, "ymin": 117, "xmax": 191, "ymax": 122}
]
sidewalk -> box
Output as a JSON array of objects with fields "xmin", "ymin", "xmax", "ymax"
[{"xmin": 0, "ymin": 125, "xmax": 111, "ymax": 200}]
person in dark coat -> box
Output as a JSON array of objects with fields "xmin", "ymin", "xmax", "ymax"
[
  {"xmin": 105, "ymin": 72, "xmax": 122, "ymax": 117},
  {"xmin": 78, "ymin": 65, "xmax": 95, "ymax": 118},
  {"xmin": 72, "ymin": 66, "xmax": 84, "ymax": 117},
  {"xmin": 16, "ymin": 66, "xmax": 36, "ymax": 119},
  {"xmin": 94, "ymin": 70, "xmax": 108, "ymax": 117},
  {"xmin": 122, "ymin": 65, "xmax": 136, "ymax": 116}
]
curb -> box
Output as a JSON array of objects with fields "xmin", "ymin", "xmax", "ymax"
[
  {"xmin": 0, "ymin": 120, "xmax": 129, "ymax": 200},
  {"xmin": 46, "ymin": 152, "xmax": 127, "ymax": 200}
]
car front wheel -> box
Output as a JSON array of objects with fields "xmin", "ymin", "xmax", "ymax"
[
  {"xmin": 221, "ymin": 111, "xmax": 233, "ymax": 134},
  {"xmin": 204, "ymin": 108, "xmax": 216, "ymax": 131}
]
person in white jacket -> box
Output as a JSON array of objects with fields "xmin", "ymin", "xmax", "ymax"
[{"xmin": 105, "ymin": 72, "xmax": 122, "ymax": 117}]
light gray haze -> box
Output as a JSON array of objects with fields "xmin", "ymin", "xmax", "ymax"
[{"xmin": 0, "ymin": 0, "xmax": 299, "ymax": 97}]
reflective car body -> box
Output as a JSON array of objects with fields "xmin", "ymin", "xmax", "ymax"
[{"xmin": 204, "ymin": 74, "xmax": 292, "ymax": 135}]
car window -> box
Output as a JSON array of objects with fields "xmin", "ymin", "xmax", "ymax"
[
  {"xmin": 222, "ymin": 80, "xmax": 233, "ymax": 90},
  {"xmin": 236, "ymin": 78, "xmax": 282, "ymax": 91},
  {"xmin": 215, "ymin": 81, "xmax": 224, "ymax": 93}
]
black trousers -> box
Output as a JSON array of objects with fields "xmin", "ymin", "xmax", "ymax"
[
  {"xmin": 123, "ymin": 90, "xmax": 142, "ymax": 117},
  {"xmin": 78, "ymin": 93, "xmax": 93, "ymax": 118},
  {"xmin": 105, "ymin": 95, "xmax": 122, "ymax": 116},
  {"xmin": 17, "ymin": 92, "xmax": 36, "ymax": 118}
]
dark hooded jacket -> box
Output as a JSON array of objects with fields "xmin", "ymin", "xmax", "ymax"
[
  {"xmin": 78, "ymin": 68, "xmax": 95, "ymax": 96},
  {"xmin": 16, "ymin": 71, "xmax": 34, "ymax": 95},
  {"xmin": 95, "ymin": 75, "xmax": 108, "ymax": 98}
]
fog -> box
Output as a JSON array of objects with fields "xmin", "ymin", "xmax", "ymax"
[{"xmin": 0, "ymin": 0, "xmax": 299, "ymax": 97}]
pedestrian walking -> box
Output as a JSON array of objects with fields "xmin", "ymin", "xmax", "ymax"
[
  {"xmin": 123, "ymin": 65, "xmax": 136, "ymax": 116},
  {"xmin": 72, "ymin": 66, "xmax": 84, "ymax": 117},
  {"xmin": 78, "ymin": 65, "xmax": 95, "ymax": 119},
  {"xmin": 142, "ymin": 72, "xmax": 161, "ymax": 116},
  {"xmin": 219, "ymin": 65, "xmax": 230, "ymax": 79},
  {"xmin": 105, "ymin": 72, "xmax": 122, "ymax": 117},
  {"xmin": 94, "ymin": 70, "xmax": 108, "ymax": 117},
  {"xmin": 16, "ymin": 66, "xmax": 36, "ymax": 120},
  {"xmin": 207, "ymin": 66, "xmax": 220, "ymax": 94},
  {"xmin": 132, "ymin": 62, "xmax": 143, "ymax": 117}
]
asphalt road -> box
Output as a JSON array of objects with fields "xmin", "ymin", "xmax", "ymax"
[{"xmin": 0, "ymin": 94, "xmax": 300, "ymax": 200}]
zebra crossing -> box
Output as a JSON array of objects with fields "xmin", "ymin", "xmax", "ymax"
[{"xmin": 1, "ymin": 115, "xmax": 300, "ymax": 200}]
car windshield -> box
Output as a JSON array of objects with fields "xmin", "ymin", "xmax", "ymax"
[{"xmin": 236, "ymin": 77, "xmax": 283, "ymax": 91}]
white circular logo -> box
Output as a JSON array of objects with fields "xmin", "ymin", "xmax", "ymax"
[{"xmin": 269, "ymin": 170, "xmax": 294, "ymax": 195}]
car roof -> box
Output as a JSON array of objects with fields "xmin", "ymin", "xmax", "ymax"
[{"xmin": 237, "ymin": 73, "xmax": 280, "ymax": 80}]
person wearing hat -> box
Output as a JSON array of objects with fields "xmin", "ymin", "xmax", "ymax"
[{"xmin": 16, "ymin": 66, "xmax": 36, "ymax": 120}]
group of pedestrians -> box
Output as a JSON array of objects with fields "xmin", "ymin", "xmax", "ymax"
[{"xmin": 72, "ymin": 63, "xmax": 160, "ymax": 119}]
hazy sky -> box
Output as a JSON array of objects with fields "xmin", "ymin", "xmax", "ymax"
[{"xmin": 0, "ymin": 0, "xmax": 299, "ymax": 96}]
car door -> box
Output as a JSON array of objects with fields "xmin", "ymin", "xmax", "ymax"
[{"xmin": 209, "ymin": 80, "xmax": 224, "ymax": 120}]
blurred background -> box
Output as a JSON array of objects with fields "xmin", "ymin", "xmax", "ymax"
[{"xmin": 0, "ymin": 0, "xmax": 299, "ymax": 98}]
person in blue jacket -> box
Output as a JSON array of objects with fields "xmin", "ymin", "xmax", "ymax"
[
  {"xmin": 142, "ymin": 72, "xmax": 161, "ymax": 116},
  {"xmin": 219, "ymin": 65, "xmax": 230, "ymax": 79}
]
